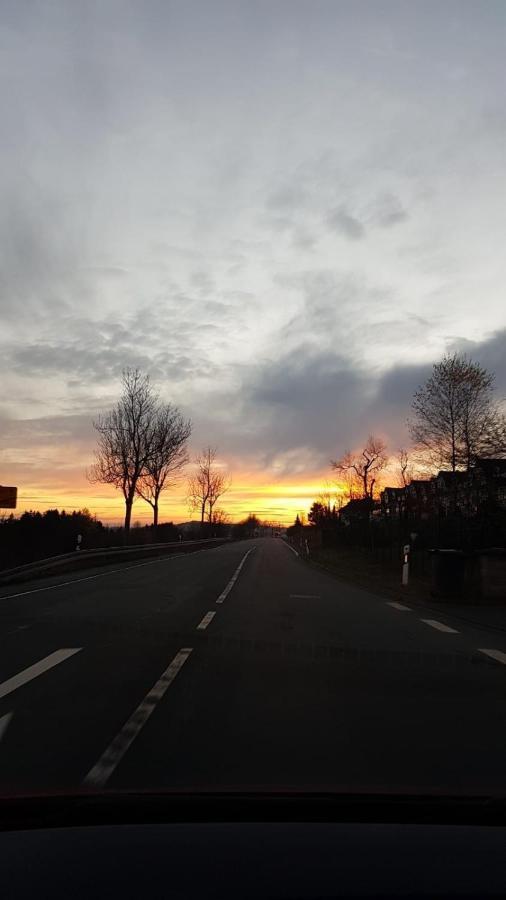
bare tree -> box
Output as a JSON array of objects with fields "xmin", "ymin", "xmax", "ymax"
[
  {"xmin": 331, "ymin": 435, "xmax": 388, "ymax": 500},
  {"xmin": 187, "ymin": 471, "xmax": 208, "ymax": 526},
  {"xmin": 187, "ymin": 447, "xmax": 229, "ymax": 527},
  {"xmin": 396, "ymin": 447, "xmax": 414, "ymax": 488},
  {"xmin": 409, "ymin": 353, "xmax": 506, "ymax": 473},
  {"xmin": 340, "ymin": 468, "xmax": 360, "ymax": 502},
  {"xmin": 317, "ymin": 481, "xmax": 340, "ymax": 512},
  {"xmin": 207, "ymin": 468, "xmax": 230, "ymax": 524},
  {"xmin": 88, "ymin": 368, "xmax": 158, "ymax": 531},
  {"xmin": 211, "ymin": 508, "xmax": 230, "ymax": 526},
  {"xmin": 410, "ymin": 354, "xmax": 462, "ymax": 473},
  {"xmin": 136, "ymin": 404, "xmax": 191, "ymax": 528},
  {"xmin": 458, "ymin": 362, "xmax": 506, "ymax": 469}
]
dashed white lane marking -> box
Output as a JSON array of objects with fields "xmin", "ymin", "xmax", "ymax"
[
  {"xmin": 0, "ymin": 712, "xmax": 13, "ymax": 744},
  {"xmin": 197, "ymin": 611, "xmax": 216, "ymax": 630},
  {"xmin": 84, "ymin": 647, "xmax": 193, "ymax": 788},
  {"xmin": 478, "ymin": 648, "xmax": 506, "ymax": 666},
  {"xmin": 216, "ymin": 548, "xmax": 255, "ymax": 604},
  {"xmin": 290, "ymin": 594, "xmax": 319, "ymax": 600},
  {"xmin": 387, "ymin": 601, "xmax": 412, "ymax": 611},
  {"xmin": 283, "ymin": 542, "xmax": 299, "ymax": 557},
  {"xmin": 420, "ymin": 619, "xmax": 460, "ymax": 634},
  {"xmin": 0, "ymin": 648, "xmax": 82, "ymax": 700}
]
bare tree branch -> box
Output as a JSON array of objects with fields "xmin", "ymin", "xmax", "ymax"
[
  {"xmin": 396, "ymin": 447, "xmax": 414, "ymax": 488},
  {"xmin": 88, "ymin": 368, "xmax": 158, "ymax": 531},
  {"xmin": 409, "ymin": 352, "xmax": 506, "ymax": 474},
  {"xmin": 136, "ymin": 404, "xmax": 192, "ymax": 527},
  {"xmin": 331, "ymin": 435, "xmax": 388, "ymax": 499},
  {"xmin": 186, "ymin": 447, "xmax": 230, "ymax": 527}
]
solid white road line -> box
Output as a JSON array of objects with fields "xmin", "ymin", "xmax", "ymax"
[
  {"xmin": 216, "ymin": 548, "xmax": 255, "ymax": 604},
  {"xmin": 0, "ymin": 648, "xmax": 82, "ymax": 700},
  {"xmin": 283, "ymin": 542, "xmax": 299, "ymax": 557},
  {"xmin": 197, "ymin": 611, "xmax": 216, "ymax": 630},
  {"xmin": 0, "ymin": 554, "xmax": 187, "ymax": 601},
  {"xmin": 0, "ymin": 713, "xmax": 13, "ymax": 744},
  {"xmin": 84, "ymin": 648, "xmax": 193, "ymax": 788},
  {"xmin": 0, "ymin": 543, "xmax": 227, "ymax": 602},
  {"xmin": 420, "ymin": 619, "xmax": 460, "ymax": 634},
  {"xmin": 478, "ymin": 648, "xmax": 506, "ymax": 666},
  {"xmin": 387, "ymin": 601, "xmax": 412, "ymax": 611}
]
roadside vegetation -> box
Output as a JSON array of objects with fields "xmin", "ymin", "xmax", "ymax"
[{"xmin": 289, "ymin": 352, "xmax": 506, "ymax": 594}]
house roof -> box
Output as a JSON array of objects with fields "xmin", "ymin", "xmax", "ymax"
[
  {"xmin": 436, "ymin": 470, "xmax": 467, "ymax": 484},
  {"xmin": 409, "ymin": 479, "xmax": 433, "ymax": 490},
  {"xmin": 474, "ymin": 458, "xmax": 506, "ymax": 476},
  {"xmin": 340, "ymin": 497, "xmax": 375, "ymax": 515}
]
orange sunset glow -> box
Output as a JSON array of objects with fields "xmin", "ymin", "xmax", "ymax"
[{"xmin": 9, "ymin": 468, "xmax": 345, "ymax": 527}]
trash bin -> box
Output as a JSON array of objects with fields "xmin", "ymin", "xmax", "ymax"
[
  {"xmin": 429, "ymin": 549, "xmax": 467, "ymax": 600},
  {"xmin": 475, "ymin": 549, "xmax": 506, "ymax": 604}
]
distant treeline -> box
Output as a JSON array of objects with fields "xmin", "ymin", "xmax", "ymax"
[
  {"xmin": 0, "ymin": 509, "xmax": 182, "ymax": 571},
  {"xmin": 0, "ymin": 508, "xmax": 259, "ymax": 571}
]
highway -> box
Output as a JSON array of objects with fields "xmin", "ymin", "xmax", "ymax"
[{"xmin": 0, "ymin": 537, "xmax": 505, "ymax": 796}]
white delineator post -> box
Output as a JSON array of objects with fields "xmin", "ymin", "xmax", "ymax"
[
  {"xmin": 402, "ymin": 544, "xmax": 410, "ymax": 586},
  {"xmin": 76, "ymin": 534, "xmax": 82, "ymax": 552}
]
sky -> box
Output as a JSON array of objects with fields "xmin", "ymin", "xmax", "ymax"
[{"xmin": 1, "ymin": 0, "xmax": 505, "ymax": 525}]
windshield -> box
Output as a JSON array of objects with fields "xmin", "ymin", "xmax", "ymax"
[{"xmin": 0, "ymin": 0, "xmax": 505, "ymax": 799}]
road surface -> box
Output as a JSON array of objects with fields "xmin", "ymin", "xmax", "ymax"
[{"xmin": 0, "ymin": 538, "xmax": 505, "ymax": 795}]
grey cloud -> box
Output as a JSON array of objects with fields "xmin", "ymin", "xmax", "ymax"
[
  {"xmin": 292, "ymin": 229, "xmax": 317, "ymax": 251},
  {"xmin": 451, "ymin": 328, "xmax": 506, "ymax": 392},
  {"xmin": 191, "ymin": 328, "xmax": 506, "ymax": 474},
  {"xmin": 267, "ymin": 185, "xmax": 308, "ymax": 212},
  {"xmin": 187, "ymin": 347, "xmax": 373, "ymax": 471},
  {"xmin": 1, "ymin": 0, "xmax": 505, "ymax": 499},
  {"xmin": 0, "ymin": 412, "xmax": 94, "ymax": 449},
  {"xmin": 7, "ymin": 337, "xmax": 216, "ymax": 386},
  {"xmin": 0, "ymin": 182, "xmax": 78, "ymax": 321},
  {"xmin": 4, "ymin": 295, "xmax": 243, "ymax": 388},
  {"xmin": 82, "ymin": 267, "xmax": 129, "ymax": 279},
  {"xmin": 277, "ymin": 269, "xmax": 393, "ymax": 350},
  {"xmin": 190, "ymin": 270, "xmax": 215, "ymax": 295},
  {"xmin": 326, "ymin": 206, "xmax": 365, "ymax": 240},
  {"xmin": 326, "ymin": 193, "xmax": 408, "ymax": 241},
  {"xmin": 371, "ymin": 192, "xmax": 409, "ymax": 228},
  {"xmin": 265, "ymin": 214, "xmax": 294, "ymax": 233}
]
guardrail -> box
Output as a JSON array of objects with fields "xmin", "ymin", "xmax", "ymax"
[{"xmin": 0, "ymin": 538, "xmax": 229, "ymax": 587}]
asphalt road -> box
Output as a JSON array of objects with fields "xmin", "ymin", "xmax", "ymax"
[{"xmin": 0, "ymin": 537, "xmax": 505, "ymax": 796}]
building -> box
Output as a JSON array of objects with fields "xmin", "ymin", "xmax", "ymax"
[
  {"xmin": 471, "ymin": 458, "xmax": 506, "ymax": 513},
  {"xmin": 380, "ymin": 486, "xmax": 405, "ymax": 518},
  {"xmin": 434, "ymin": 471, "xmax": 469, "ymax": 516},
  {"xmin": 339, "ymin": 497, "xmax": 376, "ymax": 525},
  {"xmin": 406, "ymin": 479, "xmax": 434, "ymax": 520},
  {"xmin": 380, "ymin": 459, "xmax": 506, "ymax": 523}
]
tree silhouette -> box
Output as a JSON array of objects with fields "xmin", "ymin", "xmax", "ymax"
[
  {"xmin": 136, "ymin": 404, "xmax": 191, "ymax": 528},
  {"xmin": 409, "ymin": 353, "xmax": 506, "ymax": 473},
  {"xmin": 331, "ymin": 435, "xmax": 388, "ymax": 499},
  {"xmin": 88, "ymin": 368, "xmax": 158, "ymax": 531}
]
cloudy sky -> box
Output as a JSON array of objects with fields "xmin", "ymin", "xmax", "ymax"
[{"xmin": 1, "ymin": 0, "xmax": 505, "ymax": 523}]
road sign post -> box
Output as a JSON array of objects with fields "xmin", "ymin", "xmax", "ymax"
[
  {"xmin": 0, "ymin": 486, "xmax": 17, "ymax": 509},
  {"xmin": 402, "ymin": 544, "xmax": 410, "ymax": 586}
]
